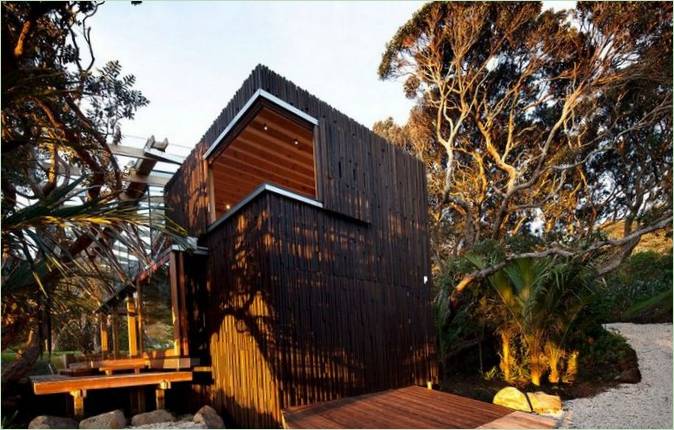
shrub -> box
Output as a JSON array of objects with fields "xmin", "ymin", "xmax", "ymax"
[
  {"xmin": 622, "ymin": 287, "xmax": 673, "ymax": 323},
  {"xmin": 434, "ymin": 241, "xmax": 645, "ymax": 393},
  {"xmin": 473, "ymin": 257, "xmax": 595, "ymax": 386},
  {"xmin": 435, "ymin": 242, "xmax": 598, "ymax": 387},
  {"xmin": 595, "ymin": 251, "xmax": 672, "ymax": 323},
  {"xmin": 577, "ymin": 326, "xmax": 637, "ymax": 382}
]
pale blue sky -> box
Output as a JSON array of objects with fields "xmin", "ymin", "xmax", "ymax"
[{"xmin": 90, "ymin": 1, "xmax": 573, "ymax": 157}]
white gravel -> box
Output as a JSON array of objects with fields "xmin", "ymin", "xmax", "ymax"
[{"xmin": 560, "ymin": 323, "xmax": 673, "ymax": 429}]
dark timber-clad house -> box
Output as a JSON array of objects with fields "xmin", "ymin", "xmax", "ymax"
[{"xmin": 164, "ymin": 65, "xmax": 438, "ymax": 428}]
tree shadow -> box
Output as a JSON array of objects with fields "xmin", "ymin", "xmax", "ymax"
[{"xmin": 189, "ymin": 191, "xmax": 436, "ymax": 428}]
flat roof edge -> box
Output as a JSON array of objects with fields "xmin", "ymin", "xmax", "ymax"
[
  {"xmin": 206, "ymin": 183, "xmax": 323, "ymax": 233},
  {"xmin": 202, "ymin": 89, "xmax": 319, "ymax": 160}
]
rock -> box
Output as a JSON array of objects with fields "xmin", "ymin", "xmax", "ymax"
[
  {"xmin": 615, "ymin": 367, "xmax": 641, "ymax": 383},
  {"xmin": 193, "ymin": 405, "xmax": 224, "ymax": 429},
  {"xmin": 79, "ymin": 410, "xmax": 126, "ymax": 429},
  {"xmin": 493, "ymin": 386, "xmax": 532, "ymax": 413},
  {"xmin": 131, "ymin": 409, "xmax": 176, "ymax": 426},
  {"xmin": 28, "ymin": 416, "xmax": 79, "ymax": 429},
  {"xmin": 526, "ymin": 391, "xmax": 563, "ymax": 416}
]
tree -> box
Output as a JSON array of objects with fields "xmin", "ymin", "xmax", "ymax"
[
  {"xmin": 1, "ymin": 2, "xmax": 176, "ymax": 383},
  {"xmin": 378, "ymin": 2, "xmax": 672, "ymax": 294}
]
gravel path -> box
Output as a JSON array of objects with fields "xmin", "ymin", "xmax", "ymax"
[{"xmin": 560, "ymin": 323, "xmax": 673, "ymax": 429}]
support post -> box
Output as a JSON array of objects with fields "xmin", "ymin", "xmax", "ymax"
[
  {"xmin": 99, "ymin": 314, "xmax": 109, "ymax": 356},
  {"xmin": 169, "ymin": 252, "xmax": 183, "ymax": 356},
  {"xmin": 155, "ymin": 380, "xmax": 171, "ymax": 410},
  {"xmin": 70, "ymin": 390, "xmax": 86, "ymax": 418},
  {"xmin": 137, "ymin": 283, "xmax": 144, "ymax": 355},
  {"xmin": 111, "ymin": 309, "xmax": 120, "ymax": 359},
  {"xmin": 126, "ymin": 294, "xmax": 138, "ymax": 357},
  {"xmin": 129, "ymin": 388, "xmax": 145, "ymax": 415}
]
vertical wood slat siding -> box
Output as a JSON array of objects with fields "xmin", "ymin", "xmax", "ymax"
[
  {"xmin": 164, "ymin": 141, "xmax": 208, "ymax": 237},
  {"xmin": 204, "ymin": 195, "xmax": 281, "ymax": 428},
  {"xmin": 166, "ymin": 65, "xmax": 420, "ymax": 232},
  {"xmin": 166, "ymin": 65, "xmax": 437, "ymax": 428},
  {"xmin": 198, "ymin": 182, "xmax": 436, "ymax": 427}
]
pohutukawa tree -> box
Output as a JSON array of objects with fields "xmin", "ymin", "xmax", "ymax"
[
  {"xmin": 378, "ymin": 1, "xmax": 672, "ymax": 294},
  {"xmin": 1, "ymin": 2, "xmax": 179, "ymax": 384}
]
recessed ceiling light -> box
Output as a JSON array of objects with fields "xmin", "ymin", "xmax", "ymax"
[
  {"xmin": 293, "ymin": 139, "xmax": 299, "ymax": 145},
  {"xmin": 263, "ymin": 124, "xmax": 269, "ymax": 131}
]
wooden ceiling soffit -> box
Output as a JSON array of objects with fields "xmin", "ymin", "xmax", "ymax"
[{"xmin": 203, "ymin": 89, "xmax": 318, "ymax": 161}]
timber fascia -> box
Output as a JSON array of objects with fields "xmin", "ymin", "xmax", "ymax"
[{"xmin": 207, "ymin": 183, "xmax": 323, "ymax": 233}]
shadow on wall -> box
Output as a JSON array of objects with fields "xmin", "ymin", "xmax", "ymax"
[{"xmin": 196, "ymin": 192, "xmax": 435, "ymax": 428}]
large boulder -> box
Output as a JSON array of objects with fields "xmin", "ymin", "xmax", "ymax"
[
  {"xmin": 28, "ymin": 416, "xmax": 79, "ymax": 429},
  {"xmin": 526, "ymin": 391, "xmax": 563, "ymax": 416},
  {"xmin": 493, "ymin": 387, "xmax": 532, "ymax": 413},
  {"xmin": 131, "ymin": 409, "xmax": 176, "ymax": 426},
  {"xmin": 193, "ymin": 406, "xmax": 224, "ymax": 429},
  {"xmin": 79, "ymin": 410, "xmax": 126, "ymax": 429}
]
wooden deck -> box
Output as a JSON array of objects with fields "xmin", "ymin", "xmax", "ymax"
[{"xmin": 282, "ymin": 386, "xmax": 556, "ymax": 429}]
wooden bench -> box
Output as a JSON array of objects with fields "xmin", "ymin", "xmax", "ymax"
[
  {"xmin": 98, "ymin": 364, "xmax": 146, "ymax": 375},
  {"xmin": 66, "ymin": 357, "xmax": 195, "ymax": 370},
  {"xmin": 31, "ymin": 371, "xmax": 193, "ymax": 417},
  {"xmin": 58, "ymin": 367, "xmax": 98, "ymax": 376},
  {"xmin": 94, "ymin": 358, "xmax": 149, "ymax": 375}
]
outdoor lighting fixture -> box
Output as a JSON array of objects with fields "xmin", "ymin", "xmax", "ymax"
[
  {"xmin": 293, "ymin": 139, "xmax": 299, "ymax": 145},
  {"xmin": 225, "ymin": 204, "xmax": 231, "ymax": 210},
  {"xmin": 263, "ymin": 124, "xmax": 269, "ymax": 131}
]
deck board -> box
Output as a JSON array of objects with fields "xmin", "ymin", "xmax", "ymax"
[{"xmin": 282, "ymin": 386, "xmax": 556, "ymax": 429}]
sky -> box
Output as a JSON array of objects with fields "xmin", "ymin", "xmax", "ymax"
[{"xmin": 89, "ymin": 1, "xmax": 575, "ymax": 158}]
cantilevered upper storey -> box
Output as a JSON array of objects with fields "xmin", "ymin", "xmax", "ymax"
[
  {"xmin": 165, "ymin": 64, "xmax": 431, "ymax": 235},
  {"xmin": 163, "ymin": 65, "xmax": 436, "ymax": 428}
]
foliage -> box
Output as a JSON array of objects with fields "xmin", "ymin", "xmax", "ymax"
[
  {"xmin": 141, "ymin": 264, "xmax": 174, "ymax": 349},
  {"xmin": 576, "ymin": 326, "xmax": 637, "ymax": 383},
  {"xmin": 380, "ymin": 0, "xmax": 670, "ymax": 394},
  {"xmin": 622, "ymin": 288, "xmax": 672, "ymax": 324},
  {"xmin": 1, "ymin": 350, "xmax": 75, "ymax": 373},
  {"xmin": 372, "ymin": 117, "xmax": 418, "ymax": 157},
  {"xmin": 435, "ymin": 238, "xmax": 600, "ymax": 386},
  {"xmin": 591, "ymin": 251, "xmax": 673, "ymax": 323},
  {"xmin": 1, "ymin": 410, "xmax": 19, "ymax": 429},
  {"xmin": 434, "ymin": 239, "xmax": 650, "ymax": 391},
  {"xmin": 378, "ymin": 1, "xmax": 672, "ymax": 282},
  {"xmin": 1, "ymin": 1, "xmax": 184, "ymax": 384},
  {"xmin": 610, "ymin": 251, "xmax": 672, "ymax": 296},
  {"xmin": 51, "ymin": 300, "xmax": 98, "ymax": 353}
]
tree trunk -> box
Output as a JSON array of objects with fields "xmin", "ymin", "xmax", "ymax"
[{"xmin": 1, "ymin": 319, "xmax": 41, "ymax": 384}]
